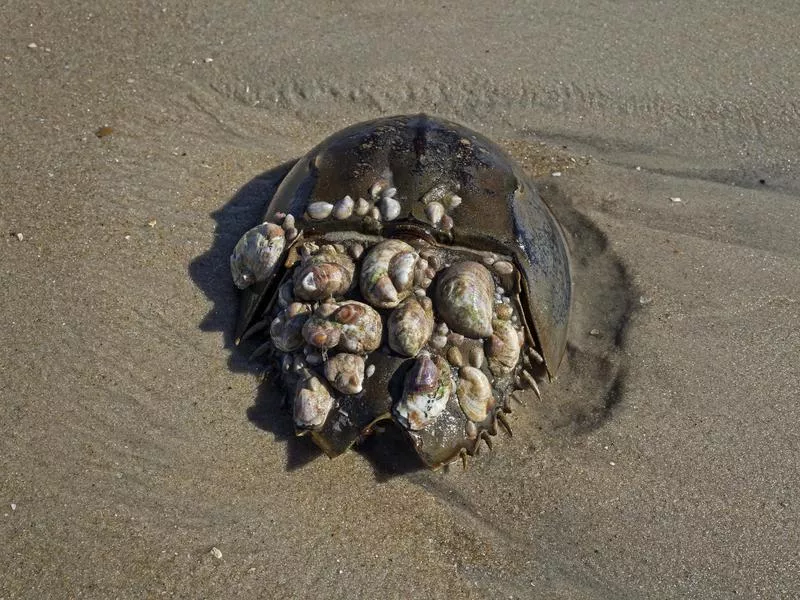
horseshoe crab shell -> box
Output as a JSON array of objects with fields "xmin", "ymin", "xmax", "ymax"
[{"xmin": 231, "ymin": 114, "xmax": 572, "ymax": 469}]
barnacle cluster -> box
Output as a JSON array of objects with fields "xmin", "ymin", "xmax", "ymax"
[
  {"xmin": 231, "ymin": 199, "xmax": 543, "ymax": 467},
  {"xmin": 227, "ymin": 114, "xmax": 571, "ymax": 469}
]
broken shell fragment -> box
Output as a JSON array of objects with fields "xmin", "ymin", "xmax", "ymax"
[
  {"xmin": 230, "ymin": 222, "xmax": 286, "ymax": 289},
  {"xmin": 293, "ymin": 375, "xmax": 335, "ymax": 430},
  {"xmin": 393, "ymin": 354, "xmax": 452, "ymax": 431},
  {"xmin": 324, "ymin": 353, "xmax": 365, "ymax": 395},
  {"xmin": 387, "ymin": 295, "xmax": 434, "ymax": 357},
  {"xmin": 457, "ymin": 366, "xmax": 495, "ymax": 422},
  {"xmin": 434, "ymin": 261, "xmax": 495, "ymax": 338}
]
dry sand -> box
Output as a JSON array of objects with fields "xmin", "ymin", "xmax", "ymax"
[{"xmin": 2, "ymin": 1, "xmax": 799, "ymax": 598}]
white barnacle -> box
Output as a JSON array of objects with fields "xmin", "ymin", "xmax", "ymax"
[
  {"xmin": 354, "ymin": 197, "xmax": 370, "ymax": 216},
  {"xmin": 370, "ymin": 181, "xmax": 385, "ymax": 201},
  {"xmin": 332, "ymin": 195, "xmax": 355, "ymax": 220},
  {"xmin": 324, "ymin": 353, "xmax": 365, "ymax": 394},
  {"xmin": 306, "ymin": 201, "xmax": 334, "ymax": 220},
  {"xmin": 424, "ymin": 201, "xmax": 445, "ymax": 226},
  {"xmin": 380, "ymin": 197, "xmax": 402, "ymax": 221}
]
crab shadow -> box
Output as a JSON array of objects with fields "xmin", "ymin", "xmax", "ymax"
[{"xmin": 188, "ymin": 160, "xmax": 426, "ymax": 479}]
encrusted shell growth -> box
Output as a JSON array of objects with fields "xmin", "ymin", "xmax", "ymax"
[
  {"xmin": 360, "ymin": 239, "xmax": 423, "ymax": 309},
  {"xmin": 393, "ymin": 353, "xmax": 453, "ymax": 431},
  {"xmin": 292, "ymin": 245, "xmax": 355, "ymax": 301},
  {"xmin": 485, "ymin": 318, "xmax": 522, "ymax": 376},
  {"xmin": 294, "ymin": 374, "xmax": 335, "ymax": 430},
  {"xmin": 230, "ymin": 222, "xmax": 285, "ymax": 289},
  {"xmin": 457, "ymin": 366, "xmax": 495, "ymax": 422},
  {"xmin": 434, "ymin": 261, "xmax": 495, "ymax": 339},
  {"xmin": 302, "ymin": 300, "xmax": 382, "ymax": 354},
  {"xmin": 324, "ymin": 352, "xmax": 366, "ymax": 395},
  {"xmin": 387, "ymin": 295, "xmax": 434, "ymax": 357},
  {"xmin": 270, "ymin": 302, "xmax": 311, "ymax": 352},
  {"xmin": 230, "ymin": 114, "xmax": 573, "ymax": 469}
]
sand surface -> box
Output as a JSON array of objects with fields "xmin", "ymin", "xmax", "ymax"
[{"xmin": 2, "ymin": 1, "xmax": 799, "ymax": 598}]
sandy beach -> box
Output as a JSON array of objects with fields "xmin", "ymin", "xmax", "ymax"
[{"xmin": 2, "ymin": 1, "xmax": 799, "ymax": 598}]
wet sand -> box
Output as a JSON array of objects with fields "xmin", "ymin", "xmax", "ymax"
[{"xmin": 2, "ymin": 1, "xmax": 799, "ymax": 598}]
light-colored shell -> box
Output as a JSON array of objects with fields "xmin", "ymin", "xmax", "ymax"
[
  {"xmin": 332, "ymin": 195, "xmax": 355, "ymax": 220},
  {"xmin": 270, "ymin": 302, "xmax": 311, "ymax": 352},
  {"xmin": 380, "ymin": 197, "xmax": 402, "ymax": 221},
  {"xmin": 425, "ymin": 202, "xmax": 444, "ymax": 225},
  {"xmin": 434, "ymin": 261, "xmax": 495, "ymax": 338},
  {"xmin": 306, "ymin": 201, "xmax": 334, "ymax": 220},
  {"xmin": 457, "ymin": 366, "xmax": 495, "ymax": 422},
  {"xmin": 354, "ymin": 197, "xmax": 370, "ymax": 216},
  {"xmin": 292, "ymin": 246, "xmax": 355, "ymax": 301},
  {"xmin": 324, "ymin": 353, "xmax": 365, "ymax": 395},
  {"xmin": 359, "ymin": 239, "xmax": 421, "ymax": 309},
  {"xmin": 485, "ymin": 318, "xmax": 522, "ymax": 376},
  {"xmin": 230, "ymin": 222, "xmax": 285, "ymax": 289},
  {"xmin": 446, "ymin": 346, "xmax": 464, "ymax": 367},
  {"xmin": 393, "ymin": 354, "xmax": 452, "ymax": 431},
  {"xmin": 387, "ymin": 295, "xmax": 434, "ymax": 357},
  {"xmin": 293, "ymin": 375, "xmax": 335, "ymax": 429},
  {"xmin": 302, "ymin": 300, "xmax": 382, "ymax": 354}
]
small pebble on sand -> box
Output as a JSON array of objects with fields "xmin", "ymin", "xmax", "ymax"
[
  {"xmin": 210, "ymin": 547, "xmax": 222, "ymax": 559},
  {"xmin": 670, "ymin": 197, "xmax": 682, "ymax": 203},
  {"xmin": 27, "ymin": 43, "xmax": 38, "ymax": 49}
]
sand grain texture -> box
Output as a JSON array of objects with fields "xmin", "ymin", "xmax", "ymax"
[{"xmin": 2, "ymin": 1, "xmax": 799, "ymax": 598}]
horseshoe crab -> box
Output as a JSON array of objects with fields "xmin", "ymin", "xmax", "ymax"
[{"xmin": 231, "ymin": 114, "xmax": 571, "ymax": 468}]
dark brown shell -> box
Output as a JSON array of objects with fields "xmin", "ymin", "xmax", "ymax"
[
  {"xmin": 233, "ymin": 114, "xmax": 572, "ymax": 468},
  {"xmin": 237, "ymin": 114, "xmax": 571, "ymax": 377}
]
